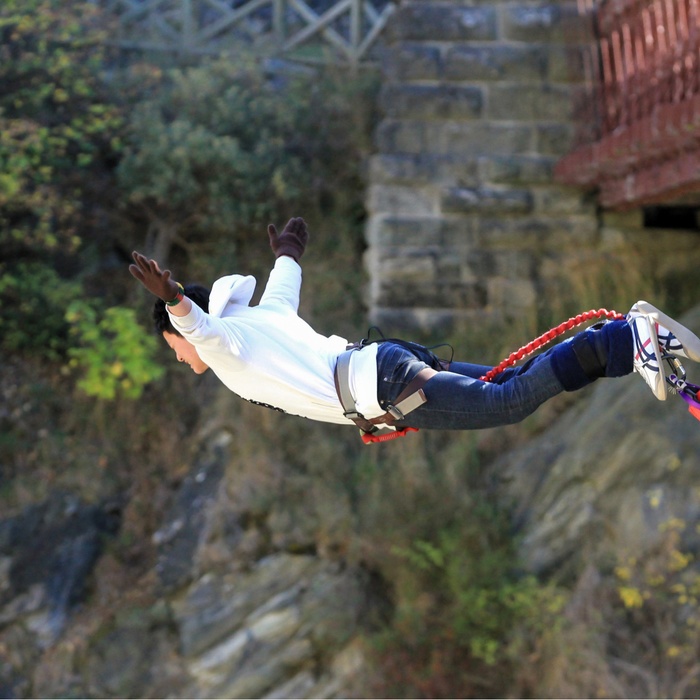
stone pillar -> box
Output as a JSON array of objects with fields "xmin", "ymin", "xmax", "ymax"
[{"xmin": 365, "ymin": 0, "xmax": 592, "ymax": 335}]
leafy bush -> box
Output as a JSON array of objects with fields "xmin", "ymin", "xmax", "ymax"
[
  {"xmin": 116, "ymin": 56, "xmax": 378, "ymax": 273},
  {"xmin": 0, "ymin": 262, "xmax": 81, "ymax": 360},
  {"xmin": 605, "ymin": 521, "xmax": 700, "ymax": 698},
  {"xmin": 116, "ymin": 58, "xmax": 298, "ymax": 263},
  {"xmin": 366, "ymin": 497, "xmax": 566, "ymax": 698},
  {"xmin": 66, "ymin": 301, "xmax": 164, "ymax": 400},
  {"xmin": 0, "ymin": 0, "xmax": 123, "ymax": 258},
  {"xmin": 0, "ymin": 0, "xmax": 126, "ymax": 364}
]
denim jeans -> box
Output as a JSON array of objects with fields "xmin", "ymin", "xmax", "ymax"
[
  {"xmin": 374, "ymin": 320, "xmax": 633, "ymax": 430},
  {"xmin": 375, "ymin": 341, "xmax": 569, "ymax": 431}
]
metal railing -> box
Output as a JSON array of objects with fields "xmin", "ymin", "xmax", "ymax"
[
  {"xmin": 590, "ymin": 0, "xmax": 700, "ymax": 136},
  {"xmin": 100, "ymin": 0, "xmax": 395, "ymax": 63},
  {"xmin": 555, "ymin": 0, "xmax": 700, "ymax": 208}
]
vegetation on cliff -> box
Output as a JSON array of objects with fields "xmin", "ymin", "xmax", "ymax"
[{"xmin": 2, "ymin": 3, "xmax": 700, "ymax": 698}]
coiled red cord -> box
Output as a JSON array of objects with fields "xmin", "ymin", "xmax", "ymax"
[{"xmin": 480, "ymin": 308, "xmax": 626, "ymax": 382}]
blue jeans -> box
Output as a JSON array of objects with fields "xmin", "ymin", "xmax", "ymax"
[{"xmin": 375, "ymin": 321, "xmax": 632, "ymax": 430}]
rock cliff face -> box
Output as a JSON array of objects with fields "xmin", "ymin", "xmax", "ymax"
[
  {"xmin": 143, "ymin": 427, "xmax": 382, "ymax": 699},
  {"xmin": 3, "ymin": 0, "xmax": 700, "ymax": 694},
  {"xmin": 0, "ymin": 386, "xmax": 385, "ymax": 698},
  {"xmin": 172, "ymin": 553, "xmax": 369, "ymax": 699},
  {"xmin": 4, "ymin": 308, "xmax": 700, "ymax": 697}
]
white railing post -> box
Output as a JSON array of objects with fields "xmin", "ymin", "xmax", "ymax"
[
  {"xmin": 273, "ymin": 0, "xmax": 286, "ymax": 43},
  {"xmin": 350, "ymin": 0, "xmax": 361, "ymax": 57}
]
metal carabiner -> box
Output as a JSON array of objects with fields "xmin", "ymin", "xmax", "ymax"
[
  {"xmin": 667, "ymin": 371, "xmax": 700, "ymax": 422},
  {"xmin": 664, "ymin": 354, "xmax": 687, "ymax": 385}
]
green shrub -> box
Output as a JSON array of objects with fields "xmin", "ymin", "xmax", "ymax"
[
  {"xmin": 0, "ymin": 262, "xmax": 81, "ymax": 360},
  {"xmin": 605, "ymin": 521, "xmax": 700, "ymax": 698},
  {"xmin": 367, "ymin": 500, "xmax": 566, "ymax": 698},
  {"xmin": 0, "ymin": 0, "xmax": 123, "ymax": 259},
  {"xmin": 116, "ymin": 56, "xmax": 378, "ymax": 277},
  {"xmin": 66, "ymin": 301, "xmax": 164, "ymax": 400}
]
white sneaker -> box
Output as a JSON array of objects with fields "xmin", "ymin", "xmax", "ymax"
[
  {"xmin": 630, "ymin": 301, "xmax": 700, "ymax": 362},
  {"xmin": 628, "ymin": 307, "xmax": 667, "ymax": 400},
  {"xmin": 628, "ymin": 301, "xmax": 700, "ymax": 401}
]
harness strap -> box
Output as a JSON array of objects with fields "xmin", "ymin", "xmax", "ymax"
[
  {"xmin": 334, "ymin": 348, "xmax": 435, "ymax": 441},
  {"xmin": 334, "ymin": 349, "xmax": 376, "ymax": 433},
  {"xmin": 570, "ymin": 324, "xmax": 607, "ymax": 379},
  {"xmin": 370, "ymin": 367, "xmax": 437, "ymax": 425}
]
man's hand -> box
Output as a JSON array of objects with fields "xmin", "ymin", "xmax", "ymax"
[
  {"xmin": 267, "ymin": 217, "xmax": 309, "ymax": 262},
  {"xmin": 129, "ymin": 251, "xmax": 181, "ymax": 302}
]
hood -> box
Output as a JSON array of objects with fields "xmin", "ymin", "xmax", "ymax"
[{"xmin": 208, "ymin": 274, "xmax": 257, "ymax": 318}]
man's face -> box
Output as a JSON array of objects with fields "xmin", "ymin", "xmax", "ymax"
[{"xmin": 163, "ymin": 331, "xmax": 209, "ymax": 374}]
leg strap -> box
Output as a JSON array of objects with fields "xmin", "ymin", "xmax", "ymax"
[
  {"xmin": 371, "ymin": 367, "xmax": 437, "ymax": 425},
  {"xmin": 571, "ymin": 326, "xmax": 608, "ymax": 379},
  {"xmin": 552, "ymin": 327, "xmax": 608, "ymax": 391},
  {"xmin": 334, "ymin": 349, "xmax": 436, "ymax": 435}
]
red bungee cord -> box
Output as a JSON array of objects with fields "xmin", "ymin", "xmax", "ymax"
[{"xmin": 480, "ymin": 308, "xmax": 626, "ymax": 383}]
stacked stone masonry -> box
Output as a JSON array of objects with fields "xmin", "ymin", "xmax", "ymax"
[
  {"xmin": 364, "ymin": 0, "xmax": 700, "ymax": 337},
  {"xmin": 364, "ymin": 0, "xmax": 592, "ymax": 335}
]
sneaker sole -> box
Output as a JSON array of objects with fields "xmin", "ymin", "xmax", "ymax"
[{"xmin": 633, "ymin": 301, "xmax": 700, "ymax": 362}]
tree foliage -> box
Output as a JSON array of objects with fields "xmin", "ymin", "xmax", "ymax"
[
  {"xmin": 66, "ymin": 301, "xmax": 165, "ymax": 400},
  {"xmin": 0, "ymin": 0, "xmax": 128, "ymax": 363},
  {"xmin": 0, "ymin": 0, "xmax": 122, "ymax": 258},
  {"xmin": 117, "ymin": 56, "xmax": 377, "ymax": 268},
  {"xmin": 0, "ymin": 1, "xmax": 378, "ymax": 394},
  {"xmin": 372, "ymin": 502, "xmax": 566, "ymax": 697},
  {"xmin": 0, "ymin": 262, "xmax": 82, "ymax": 360}
]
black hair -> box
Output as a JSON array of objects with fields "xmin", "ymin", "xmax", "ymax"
[{"xmin": 153, "ymin": 283, "xmax": 210, "ymax": 337}]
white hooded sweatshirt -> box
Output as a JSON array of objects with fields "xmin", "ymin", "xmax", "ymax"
[{"xmin": 168, "ymin": 256, "xmax": 381, "ymax": 425}]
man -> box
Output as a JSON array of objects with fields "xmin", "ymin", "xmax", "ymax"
[{"xmin": 129, "ymin": 217, "xmax": 700, "ymax": 442}]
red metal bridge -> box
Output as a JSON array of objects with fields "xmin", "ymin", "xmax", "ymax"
[{"xmin": 555, "ymin": 0, "xmax": 700, "ymax": 210}]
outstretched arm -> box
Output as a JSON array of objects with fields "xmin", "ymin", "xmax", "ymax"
[
  {"xmin": 259, "ymin": 217, "xmax": 309, "ymax": 312},
  {"xmin": 129, "ymin": 251, "xmax": 192, "ymax": 317}
]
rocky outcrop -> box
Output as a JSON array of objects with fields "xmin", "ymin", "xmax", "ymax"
[
  {"xmin": 0, "ymin": 493, "xmax": 122, "ymax": 648},
  {"xmin": 0, "ymin": 407, "xmax": 382, "ymax": 699},
  {"xmin": 4, "ymin": 307, "xmax": 700, "ymax": 697},
  {"xmin": 174, "ymin": 553, "xmax": 369, "ymax": 699}
]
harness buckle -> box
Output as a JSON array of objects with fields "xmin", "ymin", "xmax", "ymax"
[
  {"xmin": 665, "ymin": 354, "xmax": 686, "ymax": 381},
  {"xmin": 667, "ymin": 371, "xmax": 700, "ymax": 422},
  {"xmin": 386, "ymin": 404, "xmax": 405, "ymax": 421},
  {"xmin": 343, "ymin": 409, "xmax": 365, "ymax": 422}
]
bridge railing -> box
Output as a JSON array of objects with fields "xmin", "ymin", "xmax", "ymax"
[
  {"xmin": 555, "ymin": 0, "xmax": 700, "ymax": 209},
  {"xmin": 99, "ymin": 0, "xmax": 395, "ymax": 64},
  {"xmin": 592, "ymin": 0, "xmax": 700, "ymax": 137}
]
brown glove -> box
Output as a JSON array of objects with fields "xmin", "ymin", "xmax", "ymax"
[
  {"xmin": 129, "ymin": 251, "xmax": 182, "ymax": 302},
  {"xmin": 267, "ymin": 217, "xmax": 309, "ymax": 262}
]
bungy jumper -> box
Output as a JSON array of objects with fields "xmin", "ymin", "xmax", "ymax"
[{"xmin": 336, "ymin": 304, "xmax": 700, "ymax": 445}]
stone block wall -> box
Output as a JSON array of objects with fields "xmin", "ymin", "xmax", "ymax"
[
  {"xmin": 364, "ymin": 0, "xmax": 700, "ymax": 340},
  {"xmin": 364, "ymin": 0, "xmax": 600, "ymax": 335}
]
